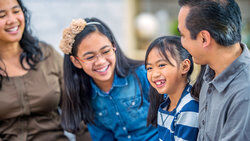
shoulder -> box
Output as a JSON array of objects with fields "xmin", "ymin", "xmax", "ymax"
[
  {"xmin": 135, "ymin": 65, "xmax": 147, "ymax": 74},
  {"xmin": 39, "ymin": 41, "xmax": 63, "ymax": 62},
  {"xmin": 39, "ymin": 41, "xmax": 54, "ymax": 55},
  {"xmin": 229, "ymin": 64, "xmax": 250, "ymax": 102},
  {"xmin": 178, "ymin": 93, "xmax": 199, "ymax": 113},
  {"xmin": 38, "ymin": 42, "xmax": 63, "ymax": 70},
  {"xmin": 134, "ymin": 65, "xmax": 148, "ymax": 83}
]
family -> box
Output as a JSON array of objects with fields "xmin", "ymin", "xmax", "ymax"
[{"xmin": 0, "ymin": 0, "xmax": 249, "ymax": 141}]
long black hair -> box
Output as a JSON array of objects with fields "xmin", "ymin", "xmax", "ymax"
[
  {"xmin": 145, "ymin": 36, "xmax": 193, "ymax": 127},
  {"xmin": 0, "ymin": 0, "xmax": 43, "ymax": 89},
  {"xmin": 61, "ymin": 17, "xmax": 144, "ymax": 132}
]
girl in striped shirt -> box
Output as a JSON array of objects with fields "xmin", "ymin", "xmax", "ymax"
[{"xmin": 145, "ymin": 36, "xmax": 199, "ymax": 141}]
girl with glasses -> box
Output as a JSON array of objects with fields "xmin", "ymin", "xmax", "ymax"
[{"xmin": 60, "ymin": 17, "xmax": 158, "ymax": 141}]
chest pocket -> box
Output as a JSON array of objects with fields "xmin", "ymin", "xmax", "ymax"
[
  {"xmin": 121, "ymin": 96, "xmax": 148, "ymax": 121},
  {"xmin": 94, "ymin": 108, "xmax": 113, "ymax": 125}
]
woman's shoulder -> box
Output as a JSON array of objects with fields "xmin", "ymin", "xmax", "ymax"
[
  {"xmin": 39, "ymin": 41, "xmax": 63, "ymax": 61},
  {"xmin": 37, "ymin": 41, "xmax": 63, "ymax": 70},
  {"xmin": 39, "ymin": 41, "xmax": 56, "ymax": 55},
  {"xmin": 135, "ymin": 65, "xmax": 146, "ymax": 74}
]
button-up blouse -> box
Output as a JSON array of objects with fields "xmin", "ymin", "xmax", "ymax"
[{"xmin": 0, "ymin": 43, "xmax": 68, "ymax": 141}]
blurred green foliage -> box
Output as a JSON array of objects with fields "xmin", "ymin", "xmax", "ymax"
[
  {"xmin": 242, "ymin": 22, "xmax": 250, "ymax": 49},
  {"xmin": 170, "ymin": 19, "xmax": 180, "ymax": 36}
]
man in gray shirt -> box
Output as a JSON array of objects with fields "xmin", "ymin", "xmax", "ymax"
[{"xmin": 177, "ymin": 0, "xmax": 250, "ymax": 140}]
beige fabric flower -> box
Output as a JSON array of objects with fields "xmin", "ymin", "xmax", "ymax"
[{"xmin": 59, "ymin": 19, "xmax": 87, "ymax": 54}]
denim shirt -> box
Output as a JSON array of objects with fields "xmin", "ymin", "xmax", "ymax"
[{"xmin": 87, "ymin": 65, "xmax": 158, "ymax": 141}]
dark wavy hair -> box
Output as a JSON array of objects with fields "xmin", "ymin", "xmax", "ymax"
[
  {"xmin": 0, "ymin": 0, "xmax": 43, "ymax": 89},
  {"xmin": 178, "ymin": 0, "xmax": 242, "ymax": 46},
  {"xmin": 61, "ymin": 17, "xmax": 144, "ymax": 132},
  {"xmin": 145, "ymin": 36, "xmax": 194, "ymax": 127}
]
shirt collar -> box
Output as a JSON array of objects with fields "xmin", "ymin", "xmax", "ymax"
[
  {"xmin": 91, "ymin": 73, "xmax": 128, "ymax": 99},
  {"xmin": 177, "ymin": 84, "xmax": 192, "ymax": 105},
  {"xmin": 161, "ymin": 84, "xmax": 192, "ymax": 110},
  {"xmin": 203, "ymin": 43, "xmax": 250, "ymax": 93}
]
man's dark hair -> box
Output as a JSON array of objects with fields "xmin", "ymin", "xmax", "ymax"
[{"xmin": 178, "ymin": 0, "xmax": 242, "ymax": 46}]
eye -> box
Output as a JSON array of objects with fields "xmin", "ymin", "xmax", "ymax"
[
  {"xmin": 12, "ymin": 7, "xmax": 22, "ymax": 14},
  {"xmin": 102, "ymin": 49, "xmax": 111, "ymax": 55},
  {"xmin": 146, "ymin": 67, "xmax": 152, "ymax": 71},
  {"xmin": 158, "ymin": 64, "xmax": 166, "ymax": 68},
  {"xmin": 84, "ymin": 55, "xmax": 95, "ymax": 61},
  {"xmin": 13, "ymin": 10, "xmax": 20, "ymax": 14},
  {"xmin": 0, "ymin": 14, "xmax": 6, "ymax": 18}
]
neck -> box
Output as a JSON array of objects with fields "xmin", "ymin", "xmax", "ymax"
[
  {"xmin": 94, "ymin": 75, "xmax": 114, "ymax": 93},
  {"xmin": 0, "ymin": 42, "xmax": 22, "ymax": 59},
  {"xmin": 168, "ymin": 80, "xmax": 187, "ymax": 110},
  {"xmin": 208, "ymin": 42, "xmax": 242, "ymax": 77}
]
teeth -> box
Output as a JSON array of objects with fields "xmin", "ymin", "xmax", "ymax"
[
  {"xmin": 156, "ymin": 82, "xmax": 162, "ymax": 85},
  {"xmin": 7, "ymin": 26, "xmax": 18, "ymax": 32},
  {"xmin": 155, "ymin": 80, "xmax": 165, "ymax": 85},
  {"xmin": 96, "ymin": 66, "xmax": 108, "ymax": 72}
]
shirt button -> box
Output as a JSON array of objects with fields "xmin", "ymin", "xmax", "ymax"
[
  {"xmin": 131, "ymin": 101, "xmax": 135, "ymax": 106},
  {"xmin": 116, "ymin": 112, "xmax": 119, "ymax": 116},
  {"xmin": 99, "ymin": 112, "xmax": 103, "ymax": 116},
  {"xmin": 208, "ymin": 87, "xmax": 212, "ymax": 94},
  {"xmin": 123, "ymin": 127, "xmax": 126, "ymax": 131},
  {"xmin": 128, "ymin": 135, "xmax": 131, "ymax": 139},
  {"xmin": 202, "ymin": 120, "xmax": 205, "ymax": 125},
  {"xmin": 109, "ymin": 97, "xmax": 112, "ymax": 100},
  {"xmin": 205, "ymin": 104, "xmax": 208, "ymax": 110}
]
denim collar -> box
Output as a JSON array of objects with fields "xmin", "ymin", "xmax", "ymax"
[
  {"xmin": 203, "ymin": 43, "xmax": 249, "ymax": 93},
  {"xmin": 91, "ymin": 73, "xmax": 128, "ymax": 99}
]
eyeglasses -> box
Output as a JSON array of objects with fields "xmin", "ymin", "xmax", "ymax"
[{"xmin": 76, "ymin": 46, "xmax": 116, "ymax": 64}]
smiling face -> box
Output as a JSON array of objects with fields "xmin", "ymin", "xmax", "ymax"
[
  {"xmin": 146, "ymin": 47, "xmax": 183, "ymax": 95},
  {"xmin": 178, "ymin": 6, "xmax": 207, "ymax": 65},
  {"xmin": 0, "ymin": 0, "xmax": 25, "ymax": 44},
  {"xmin": 71, "ymin": 31, "xmax": 116, "ymax": 87}
]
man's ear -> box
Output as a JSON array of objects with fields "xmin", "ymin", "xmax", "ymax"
[
  {"xmin": 199, "ymin": 30, "xmax": 211, "ymax": 48},
  {"xmin": 180, "ymin": 59, "xmax": 191, "ymax": 75},
  {"xmin": 70, "ymin": 56, "xmax": 82, "ymax": 69}
]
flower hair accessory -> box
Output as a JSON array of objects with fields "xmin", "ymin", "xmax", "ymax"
[{"xmin": 59, "ymin": 19, "xmax": 100, "ymax": 54}]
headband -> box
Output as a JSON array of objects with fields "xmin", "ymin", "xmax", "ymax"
[{"xmin": 59, "ymin": 19, "xmax": 101, "ymax": 54}]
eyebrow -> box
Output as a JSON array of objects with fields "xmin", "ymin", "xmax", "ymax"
[
  {"xmin": 146, "ymin": 59, "xmax": 167, "ymax": 66},
  {"xmin": 13, "ymin": 5, "xmax": 21, "ymax": 9},
  {"xmin": 82, "ymin": 45, "xmax": 111, "ymax": 57},
  {"xmin": 0, "ymin": 5, "xmax": 21, "ymax": 13}
]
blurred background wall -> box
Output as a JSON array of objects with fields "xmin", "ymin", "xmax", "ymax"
[
  {"xmin": 23, "ymin": 0, "xmax": 250, "ymax": 60},
  {"xmin": 23, "ymin": 0, "xmax": 127, "ymax": 56}
]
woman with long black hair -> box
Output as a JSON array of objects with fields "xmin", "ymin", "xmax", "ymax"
[{"xmin": 0, "ymin": 0, "xmax": 69, "ymax": 140}]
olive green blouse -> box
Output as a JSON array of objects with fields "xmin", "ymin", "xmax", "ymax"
[{"xmin": 0, "ymin": 43, "xmax": 68, "ymax": 141}]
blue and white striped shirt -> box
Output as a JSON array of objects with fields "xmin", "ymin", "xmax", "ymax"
[{"xmin": 157, "ymin": 84, "xmax": 199, "ymax": 141}]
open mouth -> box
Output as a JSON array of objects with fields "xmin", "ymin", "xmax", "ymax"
[
  {"xmin": 5, "ymin": 26, "xmax": 19, "ymax": 33},
  {"xmin": 154, "ymin": 79, "xmax": 166, "ymax": 88},
  {"xmin": 94, "ymin": 65, "xmax": 109, "ymax": 74}
]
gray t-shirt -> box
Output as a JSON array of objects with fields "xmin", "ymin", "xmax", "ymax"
[{"xmin": 197, "ymin": 43, "xmax": 250, "ymax": 141}]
